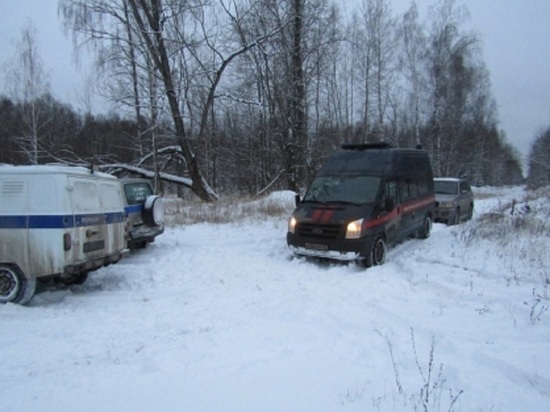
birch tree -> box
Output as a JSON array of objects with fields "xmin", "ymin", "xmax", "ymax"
[{"xmin": 5, "ymin": 20, "xmax": 51, "ymax": 164}]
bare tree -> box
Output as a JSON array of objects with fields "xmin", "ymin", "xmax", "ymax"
[
  {"xmin": 5, "ymin": 20, "xmax": 51, "ymax": 164},
  {"xmin": 60, "ymin": 0, "xmax": 283, "ymax": 200},
  {"xmin": 527, "ymin": 126, "xmax": 550, "ymax": 189},
  {"xmin": 424, "ymin": 0, "xmax": 476, "ymax": 175},
  {"xmin": 399, "ymin": 2, "xmax": 426, "ymax": 147}
]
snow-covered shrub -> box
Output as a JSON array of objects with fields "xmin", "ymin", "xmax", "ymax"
[{"xmin": 458, "ymin": 186, "xmax": 550, "ymax": 285}]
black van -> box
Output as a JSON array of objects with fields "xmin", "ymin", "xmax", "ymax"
[{"xmin": 287, "ymin": 142, "xmax": 435, "ymax": 267}]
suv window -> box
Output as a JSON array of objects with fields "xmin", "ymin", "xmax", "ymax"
[
  {"xmin": 434, "ymin": 180, "xmax": 458, "ymax": 195},
  {"xmin": 124, "ymin": 182, "xmax": 153, "ymax": 205}
]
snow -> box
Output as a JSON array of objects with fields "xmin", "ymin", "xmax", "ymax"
[{"xmin": 1, "ymin": 186, "xmax": 549, "ymax": 411}]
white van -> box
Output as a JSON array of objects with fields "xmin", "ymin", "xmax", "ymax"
[{"xmin": 0, "ymin": 165, "xmax": 129, "ymax": 304}]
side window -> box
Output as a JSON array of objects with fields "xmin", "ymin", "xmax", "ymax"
[
  {"xmin": 409, "ymin": 177, "xmax": 419, "ymax": 199},
  {"xmin": 387, "ymin": 180, "xmax": 397, "ymax": 202},
  {"xmin": 72, "ymin": 181, "xmax": 100, "ymax": 212},
  {"xmin": 417, "ymin": 174, "xmax": 430, "ymax": 196},
  {"xmin": 399, "ymin": 179, "xmax": 410, "ymax": 202},
  {"xmin": 379, "ymin": 180, "xmax": 397, "ymax": 210}
]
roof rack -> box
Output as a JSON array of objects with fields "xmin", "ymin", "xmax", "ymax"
[{"xmin": 341, "ymin": 142, "xmax": 393, "ymax": 151}]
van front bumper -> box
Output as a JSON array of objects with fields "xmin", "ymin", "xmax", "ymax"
[
  {"xmin": 287, "ymin": 233, "xmax": 373, "ymax": 262},
  {"xmin": 288, "ymin": 245, "xmax": 361, "ymax": 261}
]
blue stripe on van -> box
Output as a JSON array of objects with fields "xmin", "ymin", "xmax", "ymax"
[
  {"xmin": 124, "ymin": 204, "xmax": 144, "ymax": 214},
  {"xmin": 0, "ymin": 212, "xmax": 125, "ymax": 229},
  {"xmin": 29, "ymin": 215, "xmax": 75, "ymax": 228},
  {"xmin": 0, "ymin": 216, "xmax": 28, "ymax": 229}
]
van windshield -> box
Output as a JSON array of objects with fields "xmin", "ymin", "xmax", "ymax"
[{"xmin": 303, "ymin": 176, "xmax": 381, "ymax": 205}]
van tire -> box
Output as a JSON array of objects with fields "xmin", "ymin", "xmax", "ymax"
[
  {"xmin": 418, "ymin": 216, "xmax": 432, "ymax": 239},
  {"xmin": 0, "ymin": 265, "xmax": 36, "ymax": 304},
  {"xmin": 363, "ymin": 235, "xmax": 386, "ymax": 268},
  {"xmin": 143, "ymin": 195, "xmax": 165, "ymax": 227}
]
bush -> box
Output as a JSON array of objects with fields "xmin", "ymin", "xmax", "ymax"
[{"xmin": 458, "ymin": 186, "xmax": 550, "ymax": 286}]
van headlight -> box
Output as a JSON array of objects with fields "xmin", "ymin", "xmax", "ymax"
[
  {"xmin": 288, "ymin": 215, "xmax": 297, "ymax": 234},
  {"xmin": 345, "ymin": 218, "xmax": 363, "ymax": 239}
]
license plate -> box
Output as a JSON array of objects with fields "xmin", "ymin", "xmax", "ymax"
[
  {"xmin": 305, "ymin": 242, "xmax": 328, "ymax": 251},
  {"xmin": 83, "ymin": 240, "xmax": 105, "ymax": 253}
]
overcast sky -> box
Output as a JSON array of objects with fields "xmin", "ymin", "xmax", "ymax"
[{"xmin": 1, "ymin": 0, "xmax": 549, "ymax": 162}]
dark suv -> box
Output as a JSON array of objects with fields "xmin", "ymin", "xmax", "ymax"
[
  {"xmin": 121, "ymin": 178, "xmax": 165, "ymax": 249},
  {"xmin": 434, "ymin": 178, "xmax": 474, "ymax": 225}
]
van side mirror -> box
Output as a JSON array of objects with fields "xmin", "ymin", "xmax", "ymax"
[
  {"xmin": 295, "ymin": 193, "xmax": 301, "ymax": 206},
  {"xmin": 385, "ymin": 197, "xmax": 395, "ymax": 212}
]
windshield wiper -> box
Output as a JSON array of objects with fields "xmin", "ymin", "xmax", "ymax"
[{"xmin": 302, "ymin": 198, "xmax": 329, "ymax": 205}]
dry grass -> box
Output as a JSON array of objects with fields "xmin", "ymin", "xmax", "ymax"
[
  {"xmin": 459, "ymin": 186, "xmax": 550, "ymax": 285},
  {"xmin": 164, "ymin": 193, "xmax": 295, "ymax": 226}
]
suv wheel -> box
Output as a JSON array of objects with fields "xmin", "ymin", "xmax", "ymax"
[
  {"xmin": 467, "ymin": 204, "xmax": 474, "ymax": 220},
  {"xmin": 449, "ymin": 208, "xmax": 460, "ymax": 226}
]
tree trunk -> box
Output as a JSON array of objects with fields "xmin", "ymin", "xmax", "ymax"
[{"xmin": 129, "ymin": 0, "xmax": 214, "ymax": 201}]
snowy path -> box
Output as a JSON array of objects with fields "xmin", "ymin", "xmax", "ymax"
[{"xmin": 1, "ymin": 186, "xmax": 549, "ymax": 411}]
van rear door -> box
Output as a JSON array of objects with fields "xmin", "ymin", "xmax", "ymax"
[{"xmin": 68, "ymin": 178, "xmax": 107, "ymax": 261}]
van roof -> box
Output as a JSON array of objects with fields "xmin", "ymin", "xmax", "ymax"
[
  {"xmin": 318, "ymin": 146, "xmax": 431, "ymax": 176},
  {"xmin": 434, "ymin": 177, "xmax": 461, "ymax": 182},
  {"xmin": 0, "ymin": 164, "xmax": 117, "ymax": 180}
]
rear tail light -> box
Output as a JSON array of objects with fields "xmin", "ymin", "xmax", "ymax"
[{"xmin": 63, "ymin": 233, "xmax": 72, "ymax": 251}]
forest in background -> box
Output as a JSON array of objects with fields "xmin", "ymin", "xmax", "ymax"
[{"xmin": 1, "ymin": 0, "xmax": 536, "ymax": 200}]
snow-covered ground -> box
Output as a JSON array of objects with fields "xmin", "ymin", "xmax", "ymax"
[{"xmin": 1, "ymin": 186, "xmax": 549, "ymax": 412}]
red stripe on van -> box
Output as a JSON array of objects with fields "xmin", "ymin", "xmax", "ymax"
[
  {"xmin": 312, "ymin": 208, "xmax": 336, "ymax": 224},
  {"xmin": 320, "ymin": 209, "xmax": 334, "ymax": 224},
  {"xmin": 363, "ymin": 195, "xmax": 434, "ymax": 230},
  {"xmin": 312, "ymin": 209, "xmax": 324, "ymax": 222},
  {"xmin": 363, "ymin": 210, "xmax": 399, "ymax": 229},
  {"xmin": 401, "ymin": 196, "xmax": 435, "ymax": 213}
]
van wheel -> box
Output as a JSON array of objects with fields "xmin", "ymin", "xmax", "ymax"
[
  {"xmin": 418, "ymin": 216, "xmax": 432, "ymax": 239},
  {"xmin": 143, "ymin": 195, "xmax": 165, "ymax": 227},
  {"xmin": 61, "ymin": 271, "xmax": 89, "ymax": 285},
  {"xmin": 362, "ymin": 236, "xmax": 386, "ymax": 268},
  {"xmin": 0, "ymin": 265, "xmax": 36, "ymax": 304}
]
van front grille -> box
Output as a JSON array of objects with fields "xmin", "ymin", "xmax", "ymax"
[{"xmin": 297, "ymin": 223, "xmax": 341, "ymax": 240}]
